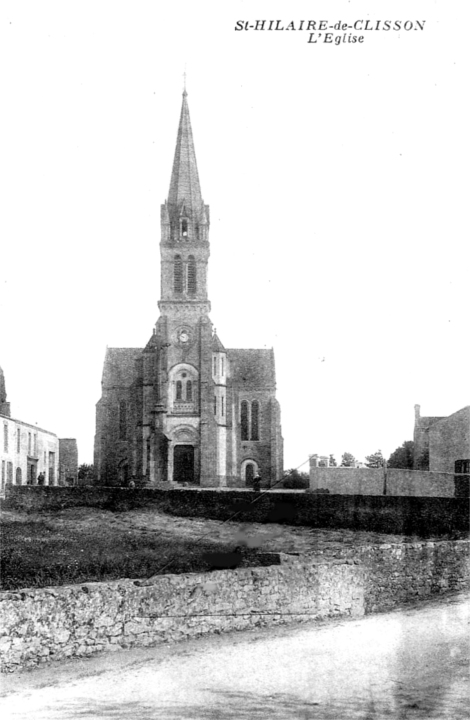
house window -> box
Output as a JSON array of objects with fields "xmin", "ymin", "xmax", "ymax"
[
  {"xmin": 176, "ymin": 381, "xmax": 183, "ymax": 401},
  {"xmin": 3, "ymin": 423, "xmax": 8, "ymax": 452},
  {"xmin": 1, "ymin": 460, "xmax": 5, "ymax": 488},
  {"xmin": 221, "ymin": 395, "xmax": 224, "ymax": 417},
  {"xmin": 251, "ymin": 401, "xmax": 259, "ymax": 441},
  {"xmin": 28, "ymin": 433, "xmax": 32, "ymax": 454},
  {"xmin": 34, "ymin": 434, "xmax": 38, "ymax": 457},
  {"xmin": 241, "ymin": 401, "xmax": 249, "ymax": 441},
  {"xmin": 174, "ymin": 255, "xmax": 183, "ymax": 293},
  {"xmin": 221, "ymin": 357, "xmax": 224, "ymax": 376},
  {"xmin": 213, "ymin": 396, "xmax": 217, "ymax": 415},
  {"xmin": 213, "ymin": 357, "xmax": 217, "ymax": 376},
  {"xmin": 17, "ymin": 428, "xmax": 21, "ymax": 453},
  {"xmin": 7, "ymin": 462, "xmax": 13, "ymax": 484},
  {"xmin": 187, "ymin": 255, "xmax": 197, "ymax": 296},
  {"xmin": 186, "ymin": 380, "xmax": 193, "ymax": 402},
  {"xmin": 15, "ymin": 467, "xmax": 22, "ymax": 485},
  {"xmin": 455, "ymin": 459, "xmax": 470, "ymax": 474},
  {"xmin": 119, "ymin": 401, "xmax": 127, "ymax": 440}
]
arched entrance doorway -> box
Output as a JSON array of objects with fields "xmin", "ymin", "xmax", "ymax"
[
  {"xmin": 245, "ymin": 462, "xmax": 255, "ymax": 487},
  {"xmin": 174, "ymin": 445, "xmax": 195, "ymax": 484}
]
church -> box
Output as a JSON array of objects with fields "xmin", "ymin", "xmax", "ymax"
[{"xmin": 94, "ymin": 91, "xmax": 283, "ymax": 488}]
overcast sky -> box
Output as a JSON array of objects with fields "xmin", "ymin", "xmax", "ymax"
[{"xmin": 1, "ymin": 1, "xmax": 468, "ymax": 471}]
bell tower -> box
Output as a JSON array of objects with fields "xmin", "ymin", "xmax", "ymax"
[{"xmin": 159, "ymin": 89, "xmax": 210, "ymax": 315}]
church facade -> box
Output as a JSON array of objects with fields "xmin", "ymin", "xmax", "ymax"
[{"xmin": 94, "ymin": 92, "xmax": 283, "ymax": 488}]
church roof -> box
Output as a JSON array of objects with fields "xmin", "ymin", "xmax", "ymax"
[
  {"xmin": 227, "ymin": 349, "xmax": 276, "ymax": 389},
  {"xmin": 167, "ymin": 91, "xmax": 203, "ymax": 219},
  {"xmin": 101, "ymin": 348, "xmax": 142, "ymax": 388},
  {"xmin": 212, "ymin": 333, "xmax": 226, "ymax": 352}
]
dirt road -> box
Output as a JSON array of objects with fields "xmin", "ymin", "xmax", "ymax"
[{"xmin": 1, "ymin": 592, "xmax": 468, "ymax": 719}]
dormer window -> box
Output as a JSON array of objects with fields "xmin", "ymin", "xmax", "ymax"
[{"xmin": 181, "ymin": 219, "xmax": 188, "ymax": 237}]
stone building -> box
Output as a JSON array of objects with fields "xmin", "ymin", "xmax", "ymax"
[
  {"xmin": 0, "ymin": 366, "xmax": 60, "ymax": 490},
  {"xmin": 94, "ymin": 91, "xmax": 283, "ymax": 488},
  {"xmin": 59, "ymin": 439, "xmax": 79, "ymax": 485},
  {"xmin": 413, "ymin": 404, "xmax": 470, "ymax": 474}
]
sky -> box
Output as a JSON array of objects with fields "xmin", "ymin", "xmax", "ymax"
[{"xmin": 1, "ymin": 1, "xmax": 468, "ymax": 471}]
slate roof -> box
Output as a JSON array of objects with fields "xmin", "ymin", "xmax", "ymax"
[
  {"xmin": 417, "ymin": 416, "xmax": 446, "ymax": 429},
  {"xmin": 167, "ymin": 91, "xmax": 204, "ymax": 221},
  {"xmin": 227, "ymin": 349, "xmax": 276, "ymax": 389},
  {"xmin": 101, "ymin": 348, "xmax": 142, "ymax": 388},
  {"xmin": 212, "ymin": 333, "xmax": 226, "ymax": 352},
  {"xmin": 430, "ymin": 406, "xmax": 470, "ymax": 428}
]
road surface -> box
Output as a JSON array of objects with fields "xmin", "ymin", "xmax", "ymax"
[{"xmin": 1, "ymin": 592, "xmax": 469, "ymax": 719}]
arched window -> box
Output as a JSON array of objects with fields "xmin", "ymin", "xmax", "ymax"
[
  {"xmin": 251, "ymin": 401, "xmax": 259, "ymax": 441},
  {"xmin": 119, "ymin": 401, "xmax": 127, "ymax": 440},
  {"xmin": 187, "ymin": 255, "xmax": 197, "ymax": 296},
  {"xmin": 186, "ymin": 380, "xmax": 192, "ymax": 401},
  {"xmin": 181, "ymin": 219, "xmax": 188, "ymax": 237},
  {"xmin": 241, "ymin": 401, "xmax": 249, "ymax": 441},
  {"xmin": 15, "ymin": 467, "xmax": 22, "ymax": 485},
  {"xmin": 174, "ymin": 255, "xmax": 183, "ymax": 294},
  {"xmin": 176, "ymin": 381, "xmax": 183, "ymax": 400}
]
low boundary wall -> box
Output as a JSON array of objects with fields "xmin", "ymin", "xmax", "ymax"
[
  {"xmin": 3, "ymin": 486, "xmax": 469, "ymax": 535},
  {"xmin": 309, "ymin": 466, "xmax": 458, "ymax": 497},
  {"xmin": 1, "ymin": 540, "xmax": 469, "ymax": 672}
]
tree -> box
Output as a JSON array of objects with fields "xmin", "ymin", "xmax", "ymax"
[
  {"xmin": 329, "ymin": 454, "xmax": 337, "ymax": 467},
  {"xmin": 365, "ymin": 450, "xmax": 385, "ymax": 468},
  {"xmin": 78, "ymin": 464, "xmax": 95, "ymax": 482},
  {"xmin": 387, "ymin": 441, "xmax": 414, "ymax": 469},
  {"xmin": 340, "ymin": 452, "xmax": 356, "ymax": 467},
  {"xmin": 282, "ymin": 468, "xmax": 309, "ymax": 489}
]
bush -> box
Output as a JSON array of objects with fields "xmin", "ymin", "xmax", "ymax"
[{"xmin": 282, "ymin": 476, "xmax": 309, "ymax": 490}]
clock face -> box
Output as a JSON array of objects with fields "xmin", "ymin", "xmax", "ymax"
[{"xmin": 174, "ymin": 326, "xmax": 192, "ymax": 347}]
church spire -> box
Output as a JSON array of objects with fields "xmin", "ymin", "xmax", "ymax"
[{"xmin": 167, "ymin": 91, "xmax": 203, "ymax": 219}]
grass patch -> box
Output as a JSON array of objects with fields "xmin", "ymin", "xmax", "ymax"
[{"xmin": 0, "ymin": 510, "xmax": 242, "ymax": 590}]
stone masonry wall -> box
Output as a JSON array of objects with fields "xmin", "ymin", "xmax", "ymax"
[
  {"xmin": 0, "ymin": 560, "xmax": 364, "ymax": 673},
  {"xmin": 1, "ymin": 540, "xmax": 469, "ymax": 673},
  {"xmin": 309, "ymin": 466, "xmax": 455, "ymax": 497},
  {"xmin": 4, "ymin": 486, "xmax": 469, "ymax": 536}
]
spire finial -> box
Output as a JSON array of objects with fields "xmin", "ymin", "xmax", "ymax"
[{"xmin": 183, "ymin": 67, "xmax": 187, "ymax": 96}]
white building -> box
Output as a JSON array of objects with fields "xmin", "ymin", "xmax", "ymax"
[{"xmin": 0, "ymin": 366, "xmax": 59, "ymax": 490}]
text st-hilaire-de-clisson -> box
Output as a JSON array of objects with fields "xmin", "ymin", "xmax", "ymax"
[{"xmin": 235, "ymin": 20, "xmax": 426, "ymax": 45}]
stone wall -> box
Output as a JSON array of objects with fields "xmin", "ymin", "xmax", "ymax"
[
  {"xmin": 0, "ymin": 559, "xmax": 365, "ymax": 672},
  {"xmin": 3, "ymin": 486, "xmax": 469, "ymax": 535},
  {"xmin": 312, "ymin": 540, "xmax": 470, "ymax": 612},
  {"xmin": 1, "ymin": 540, "xmax": 468, "ymax": 673},
  {"xmin": 309, "ymin": 465, "xmax": 456, "ymax": 497},
  {"xmin": 310, "ymin": 467, "xmax": 385, "ymax": 495}
]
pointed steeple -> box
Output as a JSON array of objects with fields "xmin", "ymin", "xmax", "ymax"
[{"xmin": 168, "ymin": 91, "xmax": 204, "ymax": 219}]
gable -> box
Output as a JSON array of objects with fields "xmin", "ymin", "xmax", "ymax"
[
  {"xmin": 227, "ymin": 349, "xmax": 276, "ymax": 389},
  {"xmin": 101, "ymin": 348, "xmax": 142, "ymax": 388}
]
